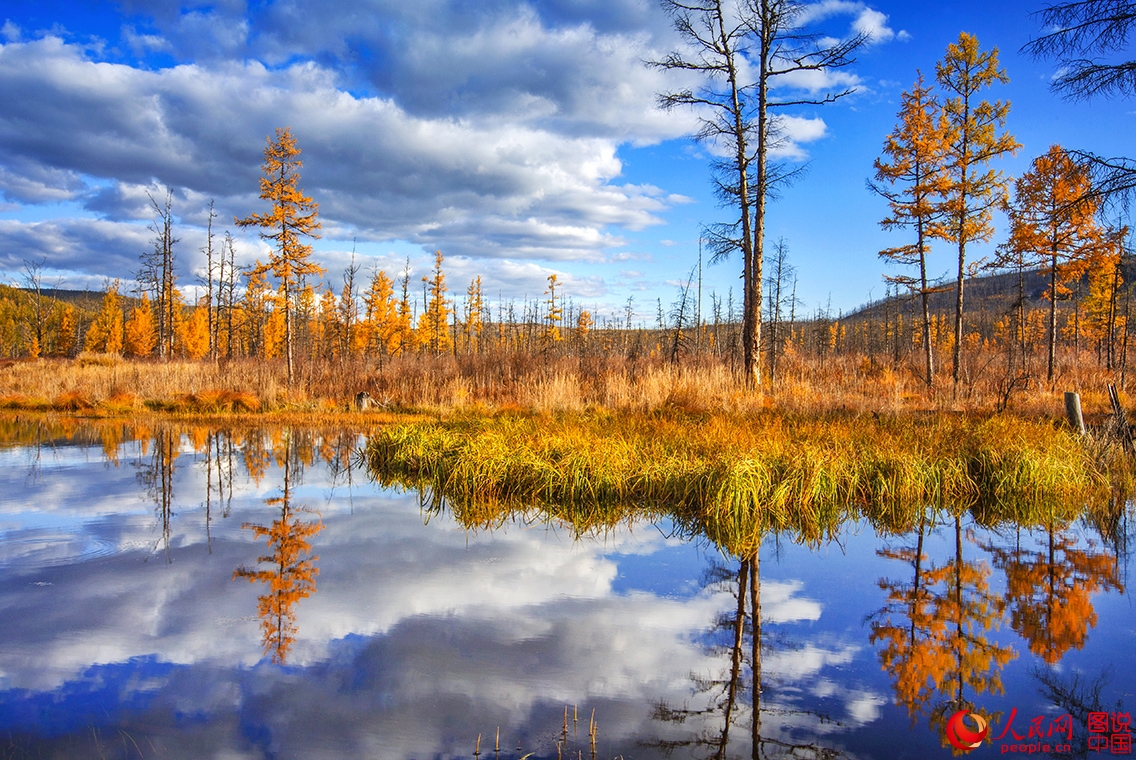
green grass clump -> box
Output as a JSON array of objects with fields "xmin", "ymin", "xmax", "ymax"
[{"xmin": 365, "ymin": 410, "xmax": 1122, "ymax": 554}]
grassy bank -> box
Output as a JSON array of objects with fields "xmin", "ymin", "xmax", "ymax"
[{"xmin": 365, "ymin": 411, "xmax": 1132, "ymax": 554}]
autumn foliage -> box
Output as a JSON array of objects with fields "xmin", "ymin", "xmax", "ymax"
[{"xmin": 233, "ymin": 436, "xmax": 323, "ymax": 664}]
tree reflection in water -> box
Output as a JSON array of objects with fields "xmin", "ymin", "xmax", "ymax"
[
  {"xmin": 871, "ymin": 514, "xmax": 1017, "ymax": 751},
  {"xmin": 872, "ymin": 510, "xmax": 1127, "ymax": 754},
  {"xmin": 136, "ymin": 425, "xmax": 176, "ymax": 563},
  {"xmin": 984, "ymin": 528, "xmax": 1123, "ymax": 664},
  {"xmin": 233, "ymin": 431, "xmax": 324, "ymax": 664},
  {"xmin": 649, "ymin": 550, "xmax": 845, "ymax": 760}
]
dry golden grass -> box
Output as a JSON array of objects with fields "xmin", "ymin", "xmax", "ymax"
[{"xmin": 0, "ymin": 343, "xmax": 1128, "ymax": 422}]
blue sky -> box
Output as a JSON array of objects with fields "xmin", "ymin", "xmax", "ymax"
[{"xmin": 0, "ymin": 0, "xmax": 1130, "ymax": 322}]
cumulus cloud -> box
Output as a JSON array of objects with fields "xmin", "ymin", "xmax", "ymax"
[
  {"xmin": 0, "ymin": 0, "xmax": 903, "ymax": 298},
  {"xmin": 0, "ymin": 32, "xmax": 690, "ymax": 277},
  {"xmin": 797, "ymin": 1, "xmax": 905, "ymax": 45}
]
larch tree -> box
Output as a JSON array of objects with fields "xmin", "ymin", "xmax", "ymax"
[
  {"xmin": 653, "ymin": 0, "xmax": 866, "ymax": 389},
  {"xmin": 870, "ymin": 74, "xmax": 953, "ymax": 387},
  {"xmin": 1082, "ymin": 242, "xmax": 1126, "ymax": 368},
  {"xmin": 179, "ymin": 302, "xmax": 211, "ymax": 360},
  {"xmin": 56, "ymin": 305, "xmax": 77, "ymax": 357},
  {"xmin": 543, "ymin": 273, "xmax": 563, "ymax": 344},
  {"xmin": 394, "ymin": 260, "xmax": 415, "ymax": 356},
  {"xmin": 418, "ymin": 250, "xmax": 451, "ymax": 354},
  {"xmin": 242, "ymin": 264, "xmax": 271, "ymax": 359},
  {"xmin": 362, "ymin": 268, "xmax": 396, "ymax": 360},
  {"xmin": 932, "ymin": 32, "xmax": 1020, "ymax": 387},
  {"xmin": 85, "ymin": 280, "xmax": 124, "ymax": 355},
  {"xmin": 235, "ymin": 127, "xmax": 323, "ymax": 385},
  {"xmin": 124, "ymin": 294, "xmax": 158, "ymax": 357},
  {"xmin": 1006, "ymin": 145, "xmax": 1114, "ymax": 381}
]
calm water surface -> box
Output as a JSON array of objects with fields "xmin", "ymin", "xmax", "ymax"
[{"xmin": 0, "ymin": 421, "xmax": 1131, "ymax": 759}]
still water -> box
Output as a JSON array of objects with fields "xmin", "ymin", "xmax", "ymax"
[{"xmin": 0, "ymin": 420, "xmax": 1131, "ymax": 759}]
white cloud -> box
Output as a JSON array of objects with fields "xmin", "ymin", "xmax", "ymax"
[
  {"xmin": 798, "ymin": 1, "xmax": 904, "ymax": 45},
  {"xmin": 0, "ymin": 33, "xmax": 689, "ymax": 275}
]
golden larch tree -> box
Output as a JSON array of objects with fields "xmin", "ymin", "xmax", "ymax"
[
  {"xmin": 418, "ymin": 250, "xmax": 451, "ymax": 354},
  {"xmin": 316, "ymin": 285, "xmax": 340, "ymax": 359},
  {"xmin": 264, "ymin": 288, "xmax": 287, "ymax": 359},
  {"xmin": 543, "ymin": 273, "xmax": 563, "ymax": 344},
  {"xmin": 1082, "ymin": 241, "xmax": 1125, "ymax": 367},
  {"xmin": 1005, "ymin": 145, "xmax": 1113, "ymax": 381},
  {"xmin": 363, "ymin": 268, "xmax": 397, "ymax": 358},
  {"xmin": 124, "ymin": 294, "xmax": 158, "ymax": 357},
  {"xmin": 933, "ymin": 32, "xmax": 1020, "ymax": 386},
  {"xmin": 872, "ymin": 74, "xmax": 953, "ymax": 387},
  {"xmin": 394, "ymin": 265, "xmax": 415, "ymax": 356},
  {"xmin": 56, "ymin": 304, "xmax": 77, "ymax": 357},
  {"xmin": 576, "ymin": 309, "xmax": 593, "ymax": 352},
  {"xmin": 84, "ymin": 280, "xmax": 124, "ymax": 355},
  {"xmin": 235, "ymin": 127, "xmax": 323, "ymax": 384},
  {"xmin": 178, "ymin": 302, "xmax": 211, "ymax": 360}
]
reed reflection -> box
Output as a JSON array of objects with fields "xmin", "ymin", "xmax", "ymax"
[{"xmin": 232, "ymin": 431, "xmax": 324, "ymax": 664}]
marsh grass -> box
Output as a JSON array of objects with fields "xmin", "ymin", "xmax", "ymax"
[{"xmin": 366, "ymin": 411, "xmax": 1127, "ymax": 555}]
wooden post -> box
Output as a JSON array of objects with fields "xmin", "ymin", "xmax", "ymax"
[
  {"xmin": 1065, "ymin": 391, "xmax": 1086, "ymax": 435},
  {"xmin": 1108, "ymin": 383, "xmax": 1134, "ymax": 452}
]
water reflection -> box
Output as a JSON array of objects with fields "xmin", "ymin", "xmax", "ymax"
[
  {"xmin": 0, "ymin": 418, "xmax": 1130, "ymax": 758},
  {"xmin": 984, "ymin": 528, "xmax": 1123, "ymax": 664},
  {"xmin": 233, "ymin": 432, "xmax": 324, "ymax": 663},
  {"xmin": 871, "ymin": 515, "xmax": 1017, "ymax": 752},
  {"xmin": 649, "ymin": 554, "xmax": 847, "ymax": 759}
]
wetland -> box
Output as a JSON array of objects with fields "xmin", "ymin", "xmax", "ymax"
[{"xmin": 0, "ymin": 416, "xmax": 1131, "ymax": 759}]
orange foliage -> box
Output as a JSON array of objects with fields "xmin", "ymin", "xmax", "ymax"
[
  {"xmin": 124, "ymin": 294, "xmax": 158, "ymax": 357},
  {"xmin": 233, "ymin": 441, "xmax": 323, "ymax": 664},
  {"xmin": 872, "ymin": 518, "xmax": 1016, "ymax": 747},
  {"xmin": 235, "ymin": 127, "xmax": 323, "ymax": 381},
  {"xmin": 986, "ymin": 529, "xmax": 1122, "ymax": 664}
]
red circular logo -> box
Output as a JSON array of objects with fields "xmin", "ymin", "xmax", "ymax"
[{"xmin": 946, "ymin": 710, "xmax": 989, "ymax": 752}]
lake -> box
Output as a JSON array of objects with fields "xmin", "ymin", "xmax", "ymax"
[{"xmin": 0, "ymin": 419, "xmax": 1131, "ymax": 759}]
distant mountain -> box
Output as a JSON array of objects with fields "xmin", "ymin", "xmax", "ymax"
[
  {"xmin": 843, "ymin": 265, "xmax": 1128, "ymax": 323},
  {"xmin": 36, "ymin": 289, "xmax": 107, "ymax": 312}
]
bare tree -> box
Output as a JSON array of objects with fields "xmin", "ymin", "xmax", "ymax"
[
  {"xmin": 141, "ymin": 189, "xmax": 179, "ymax": 358},
  {"xmin": 20, "ymin": 256, "xmax": 52, "ymax": 355},
  {"xmin": 1025, "ymin": 1, "xmax": 1136, "ymax": 100},
  {"xmin": 652, "ymin": 0, "xmax": 866, "ymax": 389},
  {"xmin": 202, "ymin": 199, "xmax": 217, "ymax": 360},
  {"xmin": 763, "ymin": 236, "xmax": 794, "ymax": 384},
  {"xmin": 1025, "ymin": 1, "xmax": 1136, "ymax": 207}
]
